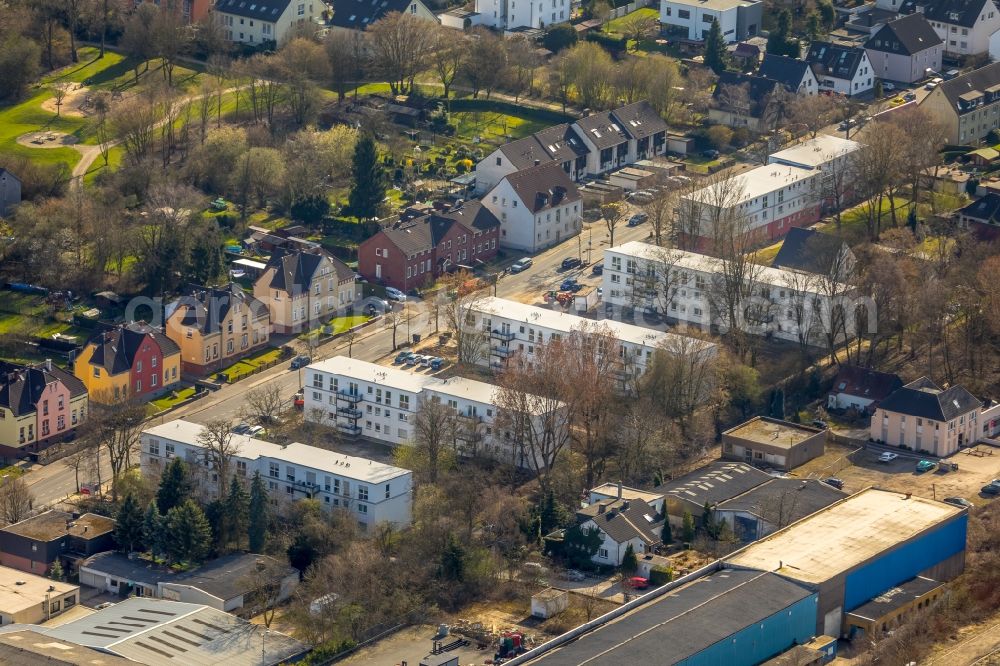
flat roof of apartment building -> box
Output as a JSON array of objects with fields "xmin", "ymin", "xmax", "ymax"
[
  {"xmin": 685, "ymin": 164, "xmax": 817, "ymax": 207},
  {"xmin": 143, "ymin": 420, "xmax": 411, "ymax": 485},
  {"xmin": 767, "ymin": 135, "xmax": 862, "ymax": 170},
  {"xmin": 723, "ymin": 416, "xmax": 824, "ymax": 449},
  {"xmin": 725, "ymin": 488, "xmax": 963, "ymax": 584},
  {"xmin": 474, "ymin": 296, "xmax": 717, "ymax": 352},
  {"xmin": 605, "ymin": 242, "xmax": 849, "ymax": 295},
  {"xmin": 590, "ymin": 482, "xmax": 664, "ymax": 505}
]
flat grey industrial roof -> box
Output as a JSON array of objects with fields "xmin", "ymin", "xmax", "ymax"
[
  {"xmin": 846, "ymin": 576, "xmax": 942, "ymax": 620},
  {"xmin": 0, "ymin": 629, "xmax": 135, "ymax": 665},
  {"xmin": 525, "ymin": 569, "xmax": 812, "ymax": 665},
  {"xmin": 43, "ymin": 597, "xmax": 308, "ymax": 665},
  {"xmin": 724, "ymin": 417, "xmax": 823, "ymax": 449},
  {"xmin": 660, "ymin": 461, "xmax": 772, "ymax": 506},
  {"xmin": 725, "ymin": 488, "xmax": 963, "ymax": 584}
]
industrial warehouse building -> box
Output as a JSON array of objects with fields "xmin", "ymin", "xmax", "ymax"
[
  {"xmin": 524, "ymin": 568, "xmax": 818, "ymax": 665},
  {"xmin": 725, "ymin": 488, "xmax": 967, "ymax": 637}
]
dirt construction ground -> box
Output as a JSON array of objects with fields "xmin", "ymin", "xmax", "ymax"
[{"xmin": 794, "ymin": 441, "xmax": 1000, "ymax": 506}]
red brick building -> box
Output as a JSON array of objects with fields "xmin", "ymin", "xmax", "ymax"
[{"xmin": 358, "ymin": 201, "xmax": 501, "ymax": 292}]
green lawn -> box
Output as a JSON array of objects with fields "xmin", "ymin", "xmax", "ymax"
[
  {"xmin": 150, "ymin": 386, "xmax": 197, "ymax": 412},
  {"xmin": 605, "ymin": 7, "xmax": 659, "ymax": 34},
  {"xmin": 207, "ymin": 346, "xmax": 283, "ymax": 383},
  {"xmin": 82, "ymin": 144, "xmax": 125, "ymax": 185},
  {"xmin": 451, "ymin": 111, "xmax": 547, "ymax": 143},
  {"xmin": 299, "ymin": 314, "xmax": 371, "ymax": 340}
]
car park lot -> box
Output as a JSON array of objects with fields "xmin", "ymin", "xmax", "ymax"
[{"xmin": 794, "ymin": 442, "xmax": 1000, "ymax": 505}]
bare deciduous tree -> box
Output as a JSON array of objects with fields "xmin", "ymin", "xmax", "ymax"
[
  {"xmin": 196, "ymin": 418, "xmax": 241, "ymax": 498},
  {"xmin": 91, "ymin": 391, "xmax": 147, "ymax": 503},
  {"xmin": 412, "ymin": 398, "xmax": 457, "ymax": 484},
  {"xmin": 366, "ymin": 12, "xmax": 437, "ymax": 95},
  {"xmin": 0, "ymin": 477, "xmax": 34, "ymax": 526},
  {"xmin": 441, "ymin": 270, "xmax": 487, "ymax": 365},
  {"xmin": 600, "ymin": 201, "xmax": 627, "ymax": 249},
  {"xmin": 242, "ymin": 384, "xmax": 285, "ymax": 427}
]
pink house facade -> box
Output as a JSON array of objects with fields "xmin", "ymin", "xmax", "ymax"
[{"xmin": 870, "ymin": 378, "xmax": 983, "ymax": 457}]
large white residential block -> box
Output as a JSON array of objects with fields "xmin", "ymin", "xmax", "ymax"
[
  {"xmin": 678, "ymin": 164, "xmax": 824, "ymax": 251},
  {"xmin": 475, "ymin": 0, "xmax": 571, "ymax": 31},
  {"xmin": 303, "ymin": 356, "xmax": 561, "ymax": 469},
  {"xmin": 469, "ymin": 296, "xmax": 717, "ymax": 381},
  {"xmin": 660, "ymin": 0, "xmax": 763, "ymax": 42},
  {"xmin": 601, "ymin": 241, "xmax": 853, "ymax": 344},
  {"xmin": 141, "ymin": 420, "xmax": 412, "ymax": 528},
  {"xmin": 482, "ymin": 162, "xmax": 583, "ymax": 253}
]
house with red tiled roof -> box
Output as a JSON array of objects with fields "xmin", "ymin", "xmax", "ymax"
[{"xmin": 73, "ymin": 322, "xmax": 181, "ymax": 404}]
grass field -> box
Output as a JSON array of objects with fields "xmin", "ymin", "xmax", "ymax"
[
  {"xmin": 208, "ymin": 346, "xmax": 283, "ymax": 383},
  {"xmin": 605, "ymin": 7, "xmax": 659, "ymax": 33},
  {"xmin": 150, "ymin": 386, "xmax": 197, "ymax": 412},
  {"xmin": 0, "ymin": 48, "xmax": 210, "ymax": 174}
]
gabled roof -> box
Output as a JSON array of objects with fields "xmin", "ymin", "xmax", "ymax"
[
  {"xmin": 500, "ymin": 162, "xmax": 581, "ymax": 213},
  {"xmin": 958, "ymin": 192, "xmax": 1000, "ymax": 223},
  {"xmin": 0, "ymin": 168, "xmax": 20, "ymax": 184},
  {"xmin": 865, "ymin": 14, "xmax": 943, "ymax": 55},
  {"xmin": 580, "ymin": 499, "xmax": 662, "ymax": 545},
  {"xmin": 878, "ymin": 377, "xmax": 982, "ymax": 421},
  {"xmin": 713, "ymin": 72, "xmax": 781, "ymax": 118},
  {"xmin": 771, "ymin": 227, "xmax": 849, "ymax": 275},
  {"xmin": 328, "ymin": 0, "xmax": 419, "ymax": 29},
  {"xmin": 831, "ymin": 365, "xmax": 904, "ymax": 401},
  {"xmin": 371, "ymin": 201, "xmax": 500, "ymax": 257},
  {"xmin": 168, "ymin": 283, "xmax": 267, "ymax": 336},
  {"xmin": 610, "ymin": 101, "xmax": 669, "ymax": 141},
  {"xmin": 85, "ymin": 322, "xmax": 180, "ymax": 376},
  {"xmin": 575, "ymin": 111, "xmax": 631, "ymax": 150},
  {"xmin": 213, "ymin": 0, "xmax": 292, "ymax": 21},
  {"xmin": 531, "ymin": 123, "xmax": 591, "ymax": 164},
  {"xmin": 934, "ymin": 62, "xmax": 1000, "ymax": 115},
  {"xmin": 265, "ymin": 248, "xmax": 353, "ymax": 293},
  {"xmin": 806, "ymin": 41, "xmax": 867, "ymax": 81},
  {"xmin": 899, "ymin": 0, "xmax": 990, "ymax": 28},
  {"xmin": 0, "ymin": 361, "xmax": 86, "ymax": 416},
  {"xmin": 758, "ymin": 54, "xmax": 812, "ymax": 89}
]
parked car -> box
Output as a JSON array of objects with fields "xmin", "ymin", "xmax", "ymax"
[
  {"xmin": 925, "ymin": 77, "xmax": 943, "ymax": 90},
  {"xmin": 430, "ymin": 357, "xmax": 444, "ymax": 371},
  {"xmin": 294, "ymin": 389, "xmax": 304, "ymax": 410},
  {"xmin": 232, "ymin": 423, "xmax": 252, "ymax": 435},
  {"xmin": 246, "ymin": 425, "xmax": 265, "ymax": 436},
  {"xmin": 877, "ymin": 451, "xmax": 899, "ymax": 463},
  {"xmin": 628, "ymin": 576, "xmax": 650, "ymax": 590},
  {"xmin": 823, "ymin": 477, "xmax": 845, "ymax": 490},
  {"xmin": 559, "ymin": 278, "xmax": 578, "ymax": 291},
  {"xmin": 981, "ymin": 479, "xmax": 1000, "ymax": 495},
  {"xmin": 943, "ymin": 68, "xmax": 961, "ymax": 80},
  {"xmin": 394, "ymin": 351, "xmax": 411, "ymax": 364},
  {"xmin": 627, "ymin": 213, "xmax": 648, "ymax": 227},
  {"xmin": 592, "ymin": 263, "xmax": 604, "ymax": 275},
  {"xmin": 811, "ymin": 419, "xmax": 828, "ymax": 429},
  {"xmin": 904, "ymin": 91, "xmax": 917, "ymax": 102},
  {"xmin": 420, "ymin": 355, "xmax": 434, "ymax": 367},
  {"xmin": 882, "ymin": 81, "xmax": 896, "ymax": 91},
  {"xmin": 942, "ymin": 497, "xmax": 973, "ymax": 508},
  {"xmin": 559, "ymin": 569, "xmax": 587, "ymax": 582},
  {"xmin": 385, "ymin": 287, "xmax": 406, "ymax": 302},
  {"xmin": 561, "ymin": 257, "xmax": 582, "ymax": 270},
  {"xmin": 916, "ymin": 459, "xmax": 937, "ymax": 473},
  {"xmin": 702, "ymin": 149, "xmax": 720, "ymax": 159},
  {"xmin": 403, "ymin": 353, "xmax": 419, "ymax": 366},
  {"xmin": 510, "ymin": 258, "xmax": 533, "ymax": 273},
  {"xmin": 290, "ymin": 355, "xmax": 311, "ymax": 369}
]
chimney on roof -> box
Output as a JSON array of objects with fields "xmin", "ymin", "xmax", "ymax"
[
  {"xmin": 905, "ymin": 492, "xmax": 912, "ymax": 499},
  {"xmin": 598, "ymin": 504, "xmax": 606, "ymax": 514},
  {"xmin": 622, "ymin": 500, "xmax": 630, "ymax": 511},
  {"xmin": 617, "ymin": 481, "xmax": 623, "ymax": 499},
  {"xmin": 534, "ymin": 159, "xmax": 541, "ymax": 166},
  {"xmin": 45, "ymin": 359, "xmax": 51, "ymax": 372}
]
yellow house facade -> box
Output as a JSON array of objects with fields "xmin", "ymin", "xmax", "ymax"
[
  {"xmin": 165, "ymin": 283, "xmax": 271, "ymax": 375},
  {"xmin": 74, "ymin": 322, "xmax": 181, "ymax": 404}
]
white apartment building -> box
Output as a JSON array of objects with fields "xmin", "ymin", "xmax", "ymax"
[
  {"xmin": 469, "ymin": 296, "xmax": 717, "ymax": 381},
  {"xmin": 303, "ymin": 356, "xmax": 561, "ymax": 469},
  {"xmin": 213, "ymin": 0, "xmax": 319, "ymax": 45},
  {"xmin": 678, "ymin": 163, "xmax": 824, "ymax": 251},
  {"xmin": 601, "ymin": 241, "xmax": 853, "ymax": 344},
  {"xmin": 475, "ymin": 0, "xmax": 570, "ymax": 30},
  {"xmin": 660, "ymin": 0, "xmax": 763, "ymax": 42},
  {"xmin": 482, "ymin": 162, "xmax": 583, "ymax": 253},
  {"xmin": 141, "ymin": 420, "xmax": 412, "ymax": 528}
]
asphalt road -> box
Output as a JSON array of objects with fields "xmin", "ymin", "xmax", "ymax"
[{"xmin": 24, "ymin": 213, "xmax": 658, "ymax": 507}]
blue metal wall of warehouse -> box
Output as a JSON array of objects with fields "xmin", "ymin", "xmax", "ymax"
[
  {"xmin": 677, "ymin": 593, "xmax": 819, "ymax": 666},
  {"xmin": 843, "ymin": 515, "xmax": 967, "ymax": 611}
]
